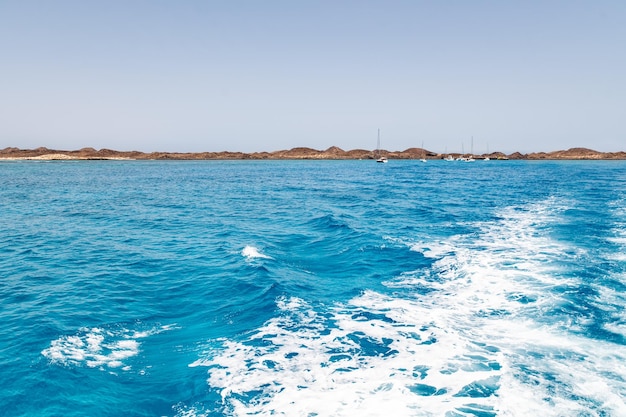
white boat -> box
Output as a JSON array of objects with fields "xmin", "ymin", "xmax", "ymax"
[
  {"xmin": 376, "ymin": 129, "xmax": 388, "ymax": 163},
  {"xmin": 466, "ymin": 136, "xmax": 476, "ymax": 161},
  {"xmin": 420, "ymin": 141, "xmax": 427, "ymax": 162},
  {"xmin": 444, "ymin": 155, "xmax": 454, "ymax": 161},
  {"xmin": 456, "ymin": 142, "xmax": 468, "ymax": 161}
]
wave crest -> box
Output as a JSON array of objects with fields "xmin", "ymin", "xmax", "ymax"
[{"xmin": 242, "ymin": 245, "xmax": 272, "ymax": 260}]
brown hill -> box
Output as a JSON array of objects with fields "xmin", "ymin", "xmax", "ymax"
[
  {"xmin": 527, "ymin": 147, "xmax": 626, "ymax": 160},
  {"xmin": 1, "ymin": 146, "xmax": 625, "ymax": 160}
]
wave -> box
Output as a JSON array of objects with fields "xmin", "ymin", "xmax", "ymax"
[
  {"xmin": 188, "ymin": 292, "xmax": 626, "ymax": 417},
  {"xmin": 306, "ymin": 213, "xmax": 352, "ymax": 230},
  {"xmin": 241, "ymin": 245, "xmax": 273, "ymax": 260},
  {"xmin": 186, "ymin": 198, "xmax": 626, "ymax": 416}
]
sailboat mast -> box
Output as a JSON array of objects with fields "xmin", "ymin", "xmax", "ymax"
[{"xmin": 375, "ymin": 128, "xmax": 388, "ymax": 162}]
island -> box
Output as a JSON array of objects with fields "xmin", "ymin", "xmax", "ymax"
[{"xmin": 1, "ymin": 146, "xmax": 625, "ymax": 161}]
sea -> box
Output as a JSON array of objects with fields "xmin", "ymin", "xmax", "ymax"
[{"xmin": 1, "ymin": 159, "xmax": 625, "ymax": 417}]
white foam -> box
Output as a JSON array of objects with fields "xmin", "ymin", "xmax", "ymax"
[
  {"xmin": 190, "ymin": 292, "xmax": 626, "ymax": 416},
  {"xmin": 242, "ymin": 245, "xmax": 272, "ymax": 260},
  {"xmin": 186, "ymin": 198, "xmax": 626, "ymax": 416},
  {"xmin": 606, "ymin": 223, "xmax": 626, "ymax": 260},
  {"xmin": 607, "ymin": 236, "xmax": 626, "ymax": 244},
  {"xmin": 606, "ymin": 196, "xmax": 626, "ymax": 260},
  {"xmin": 42, "ymin": 324, "xmax": 174, "ymax": 371}
]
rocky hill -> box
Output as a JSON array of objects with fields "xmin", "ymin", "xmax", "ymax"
[{"xmin": 1, "ymin": 146, "xmax": 625, "ymax": 160}]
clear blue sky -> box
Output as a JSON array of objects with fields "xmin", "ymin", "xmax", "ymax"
[{"xmin": 1, "ymin": 1, "xmax": 624, "ymax": 153}]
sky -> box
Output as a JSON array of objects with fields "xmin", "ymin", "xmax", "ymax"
[{"xmin": 1, "ymin": 1, "xmax": 624, "ymax": 154}]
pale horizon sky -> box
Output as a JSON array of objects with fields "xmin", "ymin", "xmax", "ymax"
[{"xmin": 1, "ymin": 1, "xmax": 624, "ymax": 154}]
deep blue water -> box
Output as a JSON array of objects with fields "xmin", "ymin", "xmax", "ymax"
[{"xmin": 1, "ymin": 159, "xmax": 625, "ymax": 416}]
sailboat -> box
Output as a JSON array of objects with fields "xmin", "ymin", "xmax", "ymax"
[
  {"xmin": 456, "ymin": 143, "xmax": 467, "ymax": 161},
  {"xmin": 420, "ymin": 141, "xmax": 427, "ymax": 162},
  {"xmin": 465, "ymin": 136, "xmax": 476, "ymax": 162},
  {"xmin": 376, "ymin": 129, "xmax": 387, "ymax": 163}
]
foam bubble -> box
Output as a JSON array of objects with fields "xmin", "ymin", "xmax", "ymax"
[
  {"xmin": 242, "ymin": 245, "xmax": 272, "ymax": 260},
  {"xmin": 42, "ymin": 324, "xmax": 174, "ymax": 372}
]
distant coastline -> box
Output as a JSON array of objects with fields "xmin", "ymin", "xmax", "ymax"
[{"xmin": 1, "ymin": 146, "xmax": 625, "ymax": 161}]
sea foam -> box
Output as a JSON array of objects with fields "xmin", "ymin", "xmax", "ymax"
[
  {"xmin": 42, "ymin": 324, "xmax": 175, "ymax": 372},
  {"xmin": 242, "ymin": 245, "xmax": 272, "ymax": 260},
  {"xmin": 188, "ymin": 198, "xmax": 626, "ymax": 416}
]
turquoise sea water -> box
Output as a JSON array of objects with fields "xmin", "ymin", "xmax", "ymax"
[{"xmin": 1, "ymin": 159, "xmax": 625, "ymax": 416}]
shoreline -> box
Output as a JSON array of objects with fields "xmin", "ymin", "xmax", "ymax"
[{"xmin": 1, "ymin": 146, "xmax": 625, "ymax": 161}]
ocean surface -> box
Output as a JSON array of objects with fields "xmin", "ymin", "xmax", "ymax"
[{"xmin": 1, "ymin": 159, "xmax": 625, "ymax": 417}]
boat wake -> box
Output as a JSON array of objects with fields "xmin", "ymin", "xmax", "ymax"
[{"xmin": 186, "ymin": 198, "xmax": 626, "ymax": 416}]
